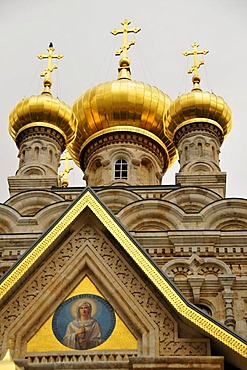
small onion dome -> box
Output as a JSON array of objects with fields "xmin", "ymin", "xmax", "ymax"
[
  {"xmin": 9, "ymin": 92, "xmax": 77, "ymax": 148},
  {"xmin": 0, "ymin": 349, "xmax": 21, "ymax": 370},
  {"xmin": 69, "ymin": 78, "xmax": 177, "ymax": 170},
  {"xmin": 165, "ymin": 89, "xmax": 232, "ymax": 146}
]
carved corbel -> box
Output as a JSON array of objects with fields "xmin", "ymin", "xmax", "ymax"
[
  {"xmin": 187, "ymin": 276, "xmax": 205, "ymax": 304},
  {"xmin": 101, "ymin": 159, "xmax": 110, "ymax": 167},
  {"xmin": 131, "ymin": 158, "xmax": 141, "ymax": 167}
]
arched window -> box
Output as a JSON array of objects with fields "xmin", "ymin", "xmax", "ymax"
[
  {"xmin": 212, "ymin": 145, "xmax": 216, "ymax": 161},
  {"xmin": 196, "ymin": 304, "xmax": 212, "ymax": 316},
  {"xmin": 49, "ymin": 149, "xmax": 53, "ymax": 164},
  {"xmin": 197, "ymin": 142, "xmax": 203, "ymax": 157},
  {"xmin": 114, "ymin": 159, "xmax": 128, "ymax": 180},
  {"xmin": 20, "ymin": 149, "xmax": 26, "ymax": 165},
  {"xmin": 185, "ymin": 146, "xmax": 189, "ymax": 161},
  {"xmin": 34, "ymin": 146, "xmax": 39, "ymax": 159}
]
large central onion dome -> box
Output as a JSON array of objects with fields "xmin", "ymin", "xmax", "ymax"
[{"xmin": 69, "ymin": 57, "xmax": 177, "ymax": 173}]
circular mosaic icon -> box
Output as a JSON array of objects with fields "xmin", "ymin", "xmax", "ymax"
[{"xmin": 52, "ymin": 294, "xmax": 116, "ymax": 350}]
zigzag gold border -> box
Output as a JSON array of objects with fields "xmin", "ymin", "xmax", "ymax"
[{"xmin": 0, "ymin": 190, "xmax": 246, "ymax": 358}]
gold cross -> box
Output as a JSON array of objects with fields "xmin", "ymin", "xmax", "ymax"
[
  {"xmin": 59, "ymin": 150, "xmax": 73, "ymax": 188},
  {"xmin": 111, "ymin": 19, "xmax": 141, "ymax": 58},
  {"xmin": 183, "ymin": 42, "xmax": 209, "ymax": 77},
  {"xmin": 37, "ymin": 42, "xmax": 63, "ymax": 82}
]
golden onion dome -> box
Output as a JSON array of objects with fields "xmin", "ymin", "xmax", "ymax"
[
  {"xmin": 9, "ymin": 44, "xmax": 77, "ymax": 148},
  {"xmin": 165, "ymin": 87, "xmax": 232, "ymax": 145},
  {"xmin": 165, "ymin": 43, "xmax": 232, "ymax": 145},
  {"xmin": 69, "ymin": 58, "xmax": 177, "ymax": 169},
  {"xmin": 0, "ymin": 349, "xmax": 21, "ymax": 370},
  {"xmin": 9, "ymin": 91, "xmax": 77, "ymax": 147}
]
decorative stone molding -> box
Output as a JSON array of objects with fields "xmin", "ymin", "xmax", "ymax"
[
  {"xmin": 219, "ymin": 275, "xmax": 236, "ymax": 330},
  {"xmin": 163, "ymin": 254, "xmax": 236, "ymax": 325},
  {"xmin": 19, "ymin": 354, "xmax": 224, "ymax": 369},
  {"xmin": 177, "ymin": 132, "xmax": 221, "ymax": 173},
  {"xmin": 187, "ymin": 276, "xmax": 205, "ymax": 304},
  {"xmin": 0, "ymin": 222, "xmax": 209, "ymax": 358},
  {"xmin": 163, "ymin": 254, "xmax": 232, "ymax": 277},
  {"xmin": 81, "ymin": 133, "xmax": 166, "ymax": 186}
]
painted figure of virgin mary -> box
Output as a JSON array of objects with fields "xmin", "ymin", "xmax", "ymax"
[{"xmin": 63, "ymin": 301, "xmax": 102, "ymax": 350}]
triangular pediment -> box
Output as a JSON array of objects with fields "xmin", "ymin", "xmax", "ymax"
[{"xmin": 0, "ymin": 188, "xmax": 246, "ymax": 368}]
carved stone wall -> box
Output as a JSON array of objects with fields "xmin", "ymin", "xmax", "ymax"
[
  {"xmin": 0, "ymin": 219, "xmax": 209, "ymax": 360},
  {"xmin": 163, "ymin": 254, "xmax": 236, "ymax": 330},
  {"xmin": 17, "ymin": 138, "xmax": 61, "ymax": 177},
  {"xmin": 83, "ymin": 134, "xmax": 165, "ymax": 186},
  {"xmin": 8, "ymin": 130, "xmax": 65, "ymax": 195},
  {"xmin": 177, "ymin": 131, "xmax": 221, "ymax": 173},
  {"xmin": 1, "ymin": 185, "xmax": 247, "ymax": 339}
]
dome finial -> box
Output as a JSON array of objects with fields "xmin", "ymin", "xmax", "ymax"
[
  {"xmin": 37, "ymin": 42, "xmax": 63, "ymax": 94},
  {"xmin": 111, "ymin": 19, "xmax": 141, "ymax": 80},
  {"xmin": 183, "ymin": 42, "xmax": 209, "ymax": 91}
]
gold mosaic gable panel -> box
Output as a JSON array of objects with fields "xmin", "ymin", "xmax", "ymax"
[{"xmin": 27, "ymin": 276, "xmax": 137, "ymax": 352}]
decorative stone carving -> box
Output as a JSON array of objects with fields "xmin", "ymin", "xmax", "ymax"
[
  {"xmin": 0, "ymin": 222, "xmax": 208, "ymax": 358},
  {"xmin": 163, "ymin": 255, "xmax": 236, "ymax": 328},
  {"xmin": 17, "ymin": 137, "xmax": 63, "ymax": 177},
  {"xmin": 177, "ymin": 131, "xmax": 221, "ymax": 173},
  {"xmin": 219, "ymin": 275, "xmax": 236, "ymax": 330},
  {"xmin": 83, "ymin": 135, "xmax": 165, "ymax": 186}
]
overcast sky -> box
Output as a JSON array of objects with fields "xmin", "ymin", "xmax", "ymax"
[{"xmin": 0, "ymin": 0, "xmax": 246, "ymax": 202}]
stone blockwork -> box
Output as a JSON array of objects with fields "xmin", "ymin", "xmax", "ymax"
[
  {"xmin": 82, "ymin": 133, "xmax": 167, "ymax": 186},
  {"xmin": 0, "ymin": 218, "xmax": 209, "ymax": 362},
  {"xmin": 177, "ymin": 131, "xmax": 221, "ymax": 173},
  {"xmin": 1, "ymin": 185, "xmax": 247, "ymax": 338},
  {"xmin": 8, "ymin": 127, "xmax": 66, "ymax": 195},
  {"xmin": 16, "ymin": 355, "xmax": 225, "ymax": 369}
]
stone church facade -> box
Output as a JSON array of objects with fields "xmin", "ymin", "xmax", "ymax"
[{"xmin": 0, "ymin": 26, "xmax": 246, "ymax": 369}]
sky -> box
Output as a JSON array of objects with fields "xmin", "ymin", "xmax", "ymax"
[{"xmin": 0, "ymin": 0, "xmax": 246, "ymax": 203}]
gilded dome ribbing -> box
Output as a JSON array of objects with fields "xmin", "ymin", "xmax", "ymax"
[
  {"xmin": 69, "ymin": 20, "xmax": 177, "ymax": 171},
  {"xmin": 165, "ymin": 90, "xmax": 232, "ymax": 144},
  {"xmin": 9, "ymin": 93, "xmax": 77, "ymax": 147},
  {"xmin": 165, "ymin": 43, "xmax": 232, "ymax": 145},
  {"xmin": 9, "ymin": 44, "xmax": 77, "ymax": 148},
  {"xmin": 69, "ymin": 67, "xmax": 177, "ymax": 169}
]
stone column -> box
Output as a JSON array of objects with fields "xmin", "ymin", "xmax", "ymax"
[{"xmin": 219, "ymin": 275, "xmax": 236, "ymax": 330}]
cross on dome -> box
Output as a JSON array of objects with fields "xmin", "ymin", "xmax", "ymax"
[
  {"xmin": 37, "ymin": 42, "xmax": 63, "ymax": 93},
  {"xmin": 183, "ymin": 42, "xmax": 209, "ymax": 90},
  {"xmin": 111, "ymin": 19, "xmax": 141, "ymax": 58}
]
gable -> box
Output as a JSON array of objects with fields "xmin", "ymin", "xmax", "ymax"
[
  {"xmin": 0, "ymin": 188, "xmax": 246, "ymax": 368},
  {"xmin": 0, "ymin": 212, "xmax": 209, "ymax": 357}
]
